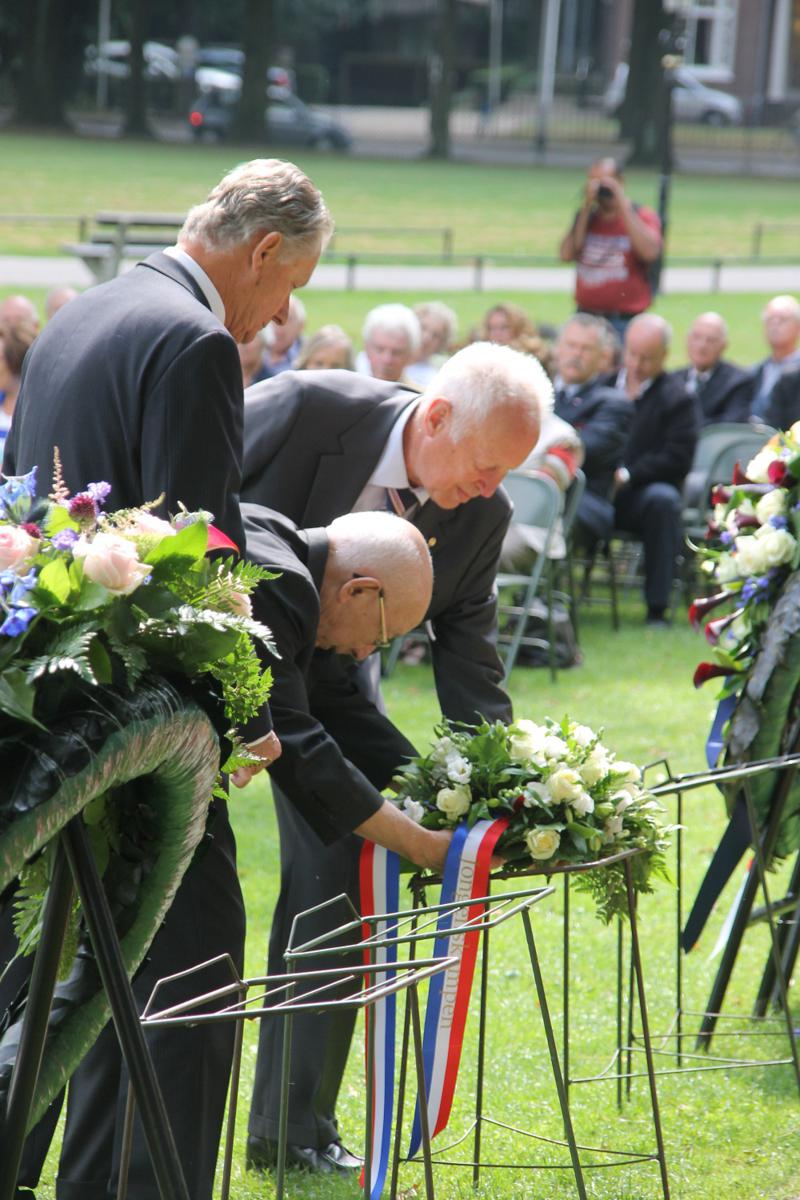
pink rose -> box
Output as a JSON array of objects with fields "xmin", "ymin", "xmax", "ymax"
[
  {"xmin": 0, "ymin": 525, "xmax": 39, "ymax": 572},
  {"xmin": 73, "ymin": 532, "xmax": 150, "ymax": 595},
  {"xmin": 128, "ymin": 511, "xmax": 176, "ymax": 539}
]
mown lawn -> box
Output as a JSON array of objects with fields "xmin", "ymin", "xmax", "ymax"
[
  {"xmin": 1, "ymin": 130, "xmax": 799, "ymax": 260},
  {"xmin": 30, "ymin": 598, "xmax": 800, "ymax": 1200}
]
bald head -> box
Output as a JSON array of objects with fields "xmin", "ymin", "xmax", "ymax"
[
  {"xmin": 0, "ymin": 295, "xmax": 40, "ymax": 335},
  {"xmin": 45, "ymin": 287, "xmax": 79, "ymax": 322},
  {"xmin": 623, "ymin": 313, "xmax": 671, "ymax": 392},
  {"xmin": 763, "ymin": 294, "xmax": 800, "ymax": 359},
  {"xmin": 317, "ymin": 512, "xmax": 433, "ymax": 660},
  {"xmin": 686, "ymin": 311, "xmax": 728, "ymax": 372}
]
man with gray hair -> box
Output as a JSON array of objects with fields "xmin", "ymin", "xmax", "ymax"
[
  {"xmin": 749, "ymin": 294, "xmax": 800, "ymax": 421},
  {"xmin": 242, "ymin": 341, "xmax": 546, "ymax": 1172},
  {"xmin": 2, "ymin": 157, "xmax": 331, "ymax": 1200},
  {"xmin": 611, "ymin": 313, "xmax": 697, "ymax": 624},
  {"xmin": 356, "ymin": 301, "xmax": 421, "ymax": 383}
]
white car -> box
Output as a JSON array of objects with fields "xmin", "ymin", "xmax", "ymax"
[{"xmin": 604, "ymin": 64, "xmax": 742, "ymax": 126}]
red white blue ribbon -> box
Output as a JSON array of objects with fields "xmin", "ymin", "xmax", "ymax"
[
  {"xmin": 359, "ymin": 841, "xmax": 400, "ymax": 1200},
  {"xmin": 407, "ymin": 817, "xmax": 508, "ymax": 1157}
]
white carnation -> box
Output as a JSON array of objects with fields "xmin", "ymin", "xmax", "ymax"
[
  {"xmin": 446, "ymin": 754, "xmax": 472, "ymax": 785},
  {"xmin": 431, "ymin": 736, "xmax": 455, "ymax": 764},
  {"xmin": 571, "ymin": 790, "xmax": 595, "ymax": 817},
  {"xmin": 522, "ymin": 781, "xmax": 550, "ymax": 808},
  {"xmin": 508, "ymin": 719, "xmax": 547, "ymax": 763},
  {"xmin": 402, "ymin": 798, "xmax": 425, "ymax": 824}
]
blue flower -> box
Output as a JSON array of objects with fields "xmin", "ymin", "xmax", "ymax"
[
  {"xmin": 0, "ymin": 468, "xmax": 38, "ymax": 522},
  {"xmin": 0, "ymin": 604, "xmax": 38, "ymax": 637},
  {"xmin": 720, "ymin": 531, "xmax": 733, "ymax": 545},
  {"xmin": 768, "ymin": 515, "xmax": 789, "ymax": 529},
  {"xmin": 52, "ymin": 528, "xmax": 79, "ymax": 551}
]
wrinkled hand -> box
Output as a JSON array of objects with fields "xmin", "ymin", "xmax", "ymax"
[
  {"xmin": 231, "ymin": 731, "xmax": 282, "ymax": 788},
  {"xmin": 414, "ymin": 828, "xmax": 453, "ymax": 872}
]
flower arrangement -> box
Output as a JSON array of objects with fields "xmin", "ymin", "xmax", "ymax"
[
  {"xmin": 690, "ymin": 424, "xmax": 800, "ymax": 696},
  {"xmin": 392, "ymin": 716, "xmax": 671, "ymax": 922},
  {"xmin": 0, "ymin": 463, "xmax": 276, "ymax": 961},
  {"xmin": 0, "ymin": 462, "xmax": 274, "ymax": 742}
]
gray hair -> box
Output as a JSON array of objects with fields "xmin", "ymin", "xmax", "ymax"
[
  {"xmin": 413, "ymin": 301, "xmax": 458, "ymax": 347},
  {"xmin": 423, "ymin": 341, "xmax": 552, "ymax": 437},
  {"xmin": 559, "ymin": 312, "xmax": 606, "ymax": 344},
  {"xmin": 362, "ymin": 304, "xmax": 421, "ymax": 357},
  {"xmin": 180, "ymin": 158, "xmax": 333, "ymax": 258}
]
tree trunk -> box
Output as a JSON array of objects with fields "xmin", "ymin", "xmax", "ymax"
[
  {"xmin": 428, "ymin": 0, "xmax": 457, "ymax": 158},
  {"xmin": 234, "ymin": 0, "xmax": 273, "ymax": 141},
  {"xmin": 618, "ymin": 0, "xmax": 668, "ymax": 166},
  {"xmin": 14, "ymin": 0, "xmax": 67, "ymax": 127},
  {"xmin": 125, "ymin": 0, "xmax": 151, "ymax": 137}
]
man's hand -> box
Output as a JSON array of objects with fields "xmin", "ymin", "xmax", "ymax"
[
  {"xmin": 231, "ymin": 730, "xmax": 282, "ymax": 788},
  {"xmin": 409, "ymin": 828, "xmax": 453, "ymax": 873}
]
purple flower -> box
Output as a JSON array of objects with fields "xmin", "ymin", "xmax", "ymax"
[
  {"xmin": 86, "ymin": 481, "xmax": 112, "ymax": 506},
  {"xmin": 51, "ymin": 528, "xmax": 79, "ymax": 551},
  {"xmin": 769, "ymin": 515, "xmax": 789, "ymax": 530},
  {"xmin": 0, "ymin": 604, "xmax": 38, "ymax": 637},
  {"xmin": 720, "ymin": 531, "xmax": 733, "ymax": 545},
  {"xmin": 68, "ymin": 492, "xmax": 99, "ymax": 523},
  {"xmin": 741, "ymin": 574, "xmax": 772, "ymax": 603}
]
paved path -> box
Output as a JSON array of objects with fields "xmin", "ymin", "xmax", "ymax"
[{"xmin": 1, "ymin": 254, "xmax": 797, "ymax": 294}]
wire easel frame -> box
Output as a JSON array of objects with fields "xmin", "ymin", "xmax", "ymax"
[
  {"xmin": 593, "ymin": 751, "xmax": 800, "ymax": 1102},
  {"xmin": 389, "ymin": 848, "xmax": 670, "ymax": 1200}
]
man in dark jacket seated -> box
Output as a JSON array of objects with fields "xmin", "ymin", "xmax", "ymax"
[
  {"xmin": 238, "ymin": 503, "xmax": 451, "ymax": 1174},
  {"xmin": 765, "ymin": 365, "xmax": 800, "ymax": 432},
  {"xmin": 612, "ymin": 314, "xmax": 698, "ymax": 625},
  {"xmin": 671, "ymin": 311, "xmax": 752, "ymax": 427},
  {"xmin": 552, "ymin": 313, "xmax": 631, "ymax": 543}
]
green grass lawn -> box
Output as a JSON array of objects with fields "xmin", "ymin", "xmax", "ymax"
[
  {"xmin": 1, "ymin": 130, "xmax": 800, "ymax": 259},
  {"xmin": 29, "ymin": 600, "xmax": 800, "ymax": 1200}
]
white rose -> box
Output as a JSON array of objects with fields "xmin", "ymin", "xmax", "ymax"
[
  {"xmin": 570, "ymin": 723, "xmax": 596, "ymax": 748},
  {"xmin": 508, "ymin": 719, "xmax": 547, "ymax": 763},
  {"xmin": 525, "ymin": 827, "xmax": 561, "ymax": 861},
  {"xmin": 746, "ymin": 447, "xmax": 778, "ymax": 483},
  {"xmin": 571, "ymin": 790, "xmax": 595, "ymax": 817},
  {"xmin": 436, "ymin": 785, "xmax": 471, "ymax": 820},
  {"xmin": 402, "ymin": 797, "xmax": 425, "ymax": 824},
  {"xmin": 128, "ymin": 511, "xmax": 176, "ymax": 539},
  {"xmin": 543, "ymin": 734, "xmax": 569, "ymax": 759},
  {"xmin": 755, "ymin": 527, "xmax": 796, "ymax": 569},
  {"xmin": 734, "ymin": 534, "xmax": 766, "ymax": 577},
  {"xmin": 546, "ymin": 767, "xmax": 583, "ymax": 803},
  {"xmin": 610, "ymin": 761, "xmax": 641, "ymax": 784},
  {"xmin": 579, "ymin": 746, "xmax": 610, "ymax": 786},
  {"xmin": 0, "ymin": 525, "xmax": 38, "ymax": 572},
  {"xmin": 755, "ymin": 489, "xmax": 787, "ymax": 523},
  {"xmin": 522, "ymin": 781, "xmax": 550, "ymax": 807},
  {"xmin": 73, "ymin": 532, "xmax": 150, "ymax": 595},
  {"xmin": 446, "ymin": 754, "xmax": 472, "ymax": 785},
  {"xmin": 716, "ymin": 553, "xmax": 740, "ymax": 584}
]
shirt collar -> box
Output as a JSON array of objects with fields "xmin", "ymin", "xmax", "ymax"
[
  {"xmin": 164, "ymin": 246, "xmax": 226, "ymax": 325},
  {"xmin": 368, "ymin": 398, "xmax": 429, "ymax": 504}
]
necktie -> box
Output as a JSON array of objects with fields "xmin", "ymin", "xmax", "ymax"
[{"xmin": 386, "ymin": 487, "xmax": 419, "ymax": 519}]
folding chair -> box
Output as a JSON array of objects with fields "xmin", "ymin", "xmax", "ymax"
[{"xmin": 495, "ymin": 470, "xmax": 563, "ymax": 679}]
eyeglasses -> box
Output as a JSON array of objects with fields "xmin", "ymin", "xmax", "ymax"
[{"xmin": 375, "ymin": 589, "xmax": 390, "ymax": 650}]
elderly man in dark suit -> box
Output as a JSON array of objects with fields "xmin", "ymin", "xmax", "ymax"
[
  {"xmin": 2, "ymin": 158, "xmax": 330, "ymax": 1200},
  {"xmin": 749, "ymin": 294, "xmax": 800, "ymax": 422},
  {"xmin": 241, "ymin": 342, "xmax": 547, "ymax": 1172},
  {"xmin": 612, "ymin": 314, "xmax": 698, "ymax": 625},
  {"xmin": 671, "ymin": 311, "xmax": 752, "ymax": 427},
  {"xmin": 551, "ymin": 313, "xmax": 631, "ymax": 543}
]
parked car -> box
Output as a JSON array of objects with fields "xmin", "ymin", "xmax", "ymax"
[
  {"xmin": 84, "ymin": 40, "xmax": 179, "ymax": 82},
  {"xmin": 604, "ymin": 64, "xmax": 742, "ymax": 126},
  {"xmin": 188, "ymin": 83, "xmax": 351, "ymax": 150},
  {"xmin": 194, "ymin": 46, "xmax": 293, "ymax": 90}
]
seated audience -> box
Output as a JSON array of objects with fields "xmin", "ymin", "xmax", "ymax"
[
  {"xmin": 262, "ymin": 296, "xmax": 306, "ymax": 377},
  {"xmin": 672, "ymin": 311, "xmax": 751, "ymax": 426},
  {"xmin": 0, "ymin": 294, "xmax": 40, "ymax": 335},
  {"xmin": 295, "ymin": 324, "xmax": 354, "ymax": 370},
  {"xmin": 552, "ymin": 314, "xmax": 631, "ymax": 544},
  {"xmin": 406, "ymin": 301, "xmax": 457, "ymax": 388},
  {"xmin": 45, "ymin": 287, "xmax": 79, "ymax": 322},
  {"xmin": 355, "ymin": 303, "xmax": 421, "ymax": 384},
  {"xmin": 474, "ymin": 302, "xmax": 553, "ymax": 371},
  {"xmin": 597, "ymin": 317, "xmax": 623, "ymax": 373},
  {"xmin": 749, "ymin": 294, "xmax": 800, "ymax": 421},
  {"xmin": 765, "ymin": 364, "xmax": 800, "ymax": 432},
  {"xmin": 238, "ymin": 331, "xmax": 269, "ymax": 388},
  {"xmin": 612, "ymin": 314, "xmax": 697, "ymax": 625},
  {"xmin": 0, "ymin": 319, "xmax": 37, "ymax": 467}
]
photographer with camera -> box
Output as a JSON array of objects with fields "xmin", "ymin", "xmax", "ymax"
[{"xmin": 559, "ymin": 158, "xmax": 662, "ymax": 338}]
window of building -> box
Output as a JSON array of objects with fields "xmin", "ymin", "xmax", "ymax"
[{"xmin": 676, "ymin": 0, "xmax": 739, "ymax": 83}]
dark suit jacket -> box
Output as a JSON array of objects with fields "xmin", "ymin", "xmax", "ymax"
[
  {"xmin": 5, "ymin": 252, "xmax": 245, "ymax": 552},
  {"xmin": 621, "ymin": 371, "xmax": 698, "ymax": 490},
  {"xmin": 242, "ymin": 370, "xmax": 513, "ymax": 725},
  {"xmin": 671, "ymin": 361, "xmax": 752, "ymax": 426},
  {"xmin": 554, "ymin": 378, "xmax": 631, "ymax": 498},
  {"xmin": 765, "ymin": 366, "xmax": 800, "ymax": 432},
  {"xmin": 242, "ymin": 504, "xmax": 416, "ymax": 845}
]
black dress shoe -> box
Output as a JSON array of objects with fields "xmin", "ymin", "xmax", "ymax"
[
  {"xmin": 246, "ymin": 1134, "xmax": 332, "ymax": 1174},
  {"xmin": 319, "ymin": 1140, "xmax": 363, "ymax": 1172}
]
